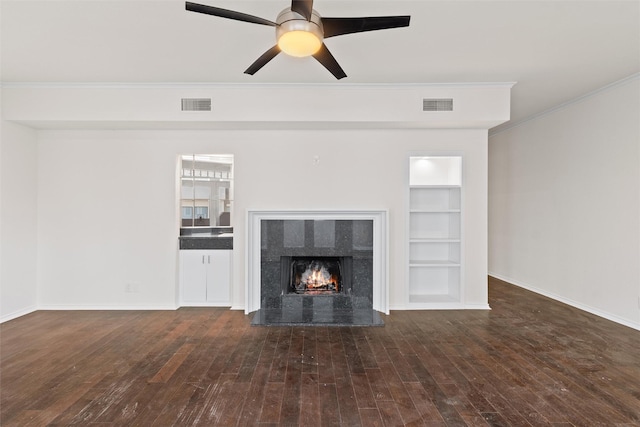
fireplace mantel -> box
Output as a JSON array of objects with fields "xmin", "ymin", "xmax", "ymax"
[{"xmin": 246, "ymin": 209, "xmax": 388, "ymax": 315}]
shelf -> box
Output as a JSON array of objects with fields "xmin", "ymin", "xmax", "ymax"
[
  {"xmin": 409, "ymin": 187, "xmax": 461, "ymax": 212},
  {"xmin": 409, "ymin": 238, "xmax": 460, "ymax": 243},
  {"xmin": 410, "ymin": 212, "xmax": 460, "ymax": 240},
  {"xmin": 409, "ymin": 260, "xmax": 460, "ymax": 267},
  {"xmin": 407, "ymin": 156, "xmax": 463, "ymax": 308},
  {"xmin": 410, "ymin": 185, "xmax": 461, "ymax": 189},
  {"xmin": 181, "ymin": 176, "xmax": 232, "ymax": 182},
  {"xmin": 410, "ymin": 209, "xmax": 461, "ymax": 213}
]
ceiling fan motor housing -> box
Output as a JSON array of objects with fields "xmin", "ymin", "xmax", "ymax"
[{"xmin": 276, "ymin": 8, "xmax": 324, "ymax": 57}]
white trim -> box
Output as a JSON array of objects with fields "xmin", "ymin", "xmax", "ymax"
[
  {"xmin": 178, "ymin": 303, "xmax": 232, "ymax": 308},
  {"xmin": 489, "ymin": 273, "xmax": 640, "ymax": 332},
  {"xmin": 398, "ymin": 303, "xmax": 491, "ymax": 310},
  {"xmin": 464, "ymin": 303, "xmax": 491, "ymax": 310},
  {"xmin": 246, "ymin": 209, "xmax": 389, "ymax": 315},
  {"xmin": 0, "ymin": 306, "xmax": 38, "ymax": 323},
  {"xmin": 490, "ymin": 72, "xmax": 640, "ymax": 136},
  {"xmin": 37, "ymin": 305, "xmax": 179, "ymax": 311},
  {"xmin": 0, "ymin": 81, "xmax": 516, "ymax": 90}
]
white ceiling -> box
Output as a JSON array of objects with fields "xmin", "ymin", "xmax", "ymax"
[{"xmin": 1, "ymin": 0, "xmax": 639, "ymax": 132}]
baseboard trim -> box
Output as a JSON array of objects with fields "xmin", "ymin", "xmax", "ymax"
[
  {"xmin": 464, "ymin": 303, "xmax": 492, "ymax": 310},
  {"xmin": 0, "ymin": 305, "xmax": 38, "ymax": 324},
  {"xmin": 179, "ymin": 303, "xmax": 231, "ymax": 308},
  {"xmin": 388, "ymin": 303, "xmax": 491, "ymax": 311},
  {"xmin": 489, "ymin": 273, "xmax": 640, "ymax": 332},
  {"xmin": 37, "ymin": 305, "xmax": 179, "ymax": 311}
]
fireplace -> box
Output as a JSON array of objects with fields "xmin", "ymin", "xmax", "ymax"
[
  {"xmin": 250, "ymin": 217, "xmax": 383, "ymax": 326},
  {"xmin": 246, "ymin": 210, "xmax": 388, "ymax": 325},
  {"xmin": 282, "ymin": 256, "xmax": 351, "ymax": 295}
]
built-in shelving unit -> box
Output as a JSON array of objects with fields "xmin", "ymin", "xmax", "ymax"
[{"xmin": 407, "ymin": 157, "xmax": 462, "ymax": 307}]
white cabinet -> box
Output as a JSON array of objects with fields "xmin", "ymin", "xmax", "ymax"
[
  {"xmin": 180, "ymin": 250, "xmax": 231, "ymax": 306},
  {"xmin": 407, "ymin": 156, "xmax": 463, "ymax": 308}
]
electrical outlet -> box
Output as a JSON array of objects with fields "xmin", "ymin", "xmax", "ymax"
[{"xmin": 125, "ymin": 282, "xmax": 140, "ymax": 293}]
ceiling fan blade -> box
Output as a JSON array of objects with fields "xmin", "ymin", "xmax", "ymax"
[
  {"xmin": 291, "ymin": 0, "xmax": 313, "ymax": 21},
  {"xmin": 186, "ymin": 2, "xmax": 277, "ymax": 27},
  {"xmin": 312, "ymin": 44, "xmax": 347, "ymax": 80},
  {"xmin": 244, "ymin": 45, "xmax": 282, "ymax": 75},
  {"xmin": 321, "ymin": 16, "xmax": 410, "ymax": 38}
]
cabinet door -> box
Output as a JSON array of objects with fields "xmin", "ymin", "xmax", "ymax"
[
  {"xmin": 206, "ymin": 250, "xmax": 232, "ymax": 304},
  {"xmin": 181, "ymin": 251, "xmax": 207, "ymax": 302}
]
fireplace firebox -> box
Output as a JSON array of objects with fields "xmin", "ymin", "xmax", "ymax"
[{"xmin": 281, "ymin": 256, "xmax": 352, "ymax": 295}]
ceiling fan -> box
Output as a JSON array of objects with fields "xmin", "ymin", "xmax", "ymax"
[{"xmin": 185, "ymin": 0, "xmax": 410, "ymax": 79}]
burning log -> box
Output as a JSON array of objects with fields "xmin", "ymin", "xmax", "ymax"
[{"xmin": 291, "ymin": 258, "xmax": 342, "ymax": 293}]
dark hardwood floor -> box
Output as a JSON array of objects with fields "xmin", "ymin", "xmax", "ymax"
[{"xmin": 2, "ymin": 277, "xmax": 639, "ymax": 426}]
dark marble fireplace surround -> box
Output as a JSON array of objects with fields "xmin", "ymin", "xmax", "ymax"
[{"xmin": 251, "ymin": 219, "xmax": 383, "ymax": 326}]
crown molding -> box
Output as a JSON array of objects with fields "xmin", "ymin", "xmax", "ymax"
[
  {"xmin": 0, "ymin": 81, "xmax": 516, "ymax": 90},
  {"xmin": 490, "ymin": 72, "xmax": 639, "ymax": 137}
]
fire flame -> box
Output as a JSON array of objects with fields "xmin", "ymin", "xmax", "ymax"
[{"xmin": 299, "ymin": 264, "xmax": 339, "ymax": 292}]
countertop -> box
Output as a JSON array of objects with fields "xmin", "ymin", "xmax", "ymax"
[{"xmin": 179, "ymin": 227, "xmax": 233, "ymax": 250}]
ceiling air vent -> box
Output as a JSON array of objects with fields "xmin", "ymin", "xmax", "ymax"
[
  {"xmin": 181, "ymin": 98, "xmax": 212, "ymax": 111},
  {"xmin": 423, "ymin": 98, "xmax": 453, "ymax": 112}
]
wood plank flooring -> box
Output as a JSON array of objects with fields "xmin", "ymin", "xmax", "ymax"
[{"xmin": 2, "ymin": 277, "xmax": 639, "ymax": 426}]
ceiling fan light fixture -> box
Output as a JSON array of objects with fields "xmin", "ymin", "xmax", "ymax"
[
  {"xmin": 276, "ymin": 8, "xmax": 324, "ymax": 58},
  {"xmin": 278, "ymin": 30, "xmax": 322, "ymax": 57}
]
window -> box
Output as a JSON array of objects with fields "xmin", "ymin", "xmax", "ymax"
[
  {"xmin": 180, "ymin": 154, "xmax": 234, "ymax": 228},
  {"xmin": 194, "ymin": 207, "xmax": 209, "ymax": 219},
  {"xmin": 182, "ymin": 206, "xmax": 193, "ymax": 219}
]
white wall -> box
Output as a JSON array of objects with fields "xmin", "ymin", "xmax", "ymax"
[
  {"xmin": 489, "ymin": 76, "xmax": 640, "ymax": 329},
  {"xmin": 36, "ymin": 128, "xmax": 489, "ymax": 311},
  {"xmin": 2, "ymin": 83, "xmax": 512, "ymax": 130},
  {"xmin": 1, "ymin": 120, "xmax": 38, "ymax": 321},
  {"xmin": 36, "ymin": 132, "xmax": 179, "ymax": 309}
]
